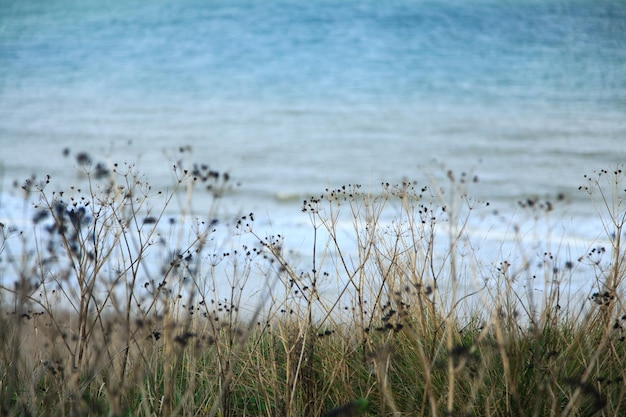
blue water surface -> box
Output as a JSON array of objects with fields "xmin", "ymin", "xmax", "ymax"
[
  {"xmin": 3, "ymin": 0, "xmax": 625, "ymax": 107},
  {"xmin": 1, "ymin": 0, "xmax": 625, "ymax": 228}
]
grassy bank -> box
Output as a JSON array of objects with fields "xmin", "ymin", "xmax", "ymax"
[{"xmin": 1, "ymin": 152, "xmax": 624, "ymax": 417}]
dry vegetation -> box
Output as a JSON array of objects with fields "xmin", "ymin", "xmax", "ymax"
[{"xmin": 1, "ymin": 150, "xmax": 625, "ymax": 417}]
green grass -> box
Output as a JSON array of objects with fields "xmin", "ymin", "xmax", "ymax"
[{"xmin": 1, "ymin": 152, "xmax": 625, "ymax": 416}]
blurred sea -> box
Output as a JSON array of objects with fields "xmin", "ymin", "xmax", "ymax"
[{"xmin": 1, "ymin": 0, "xmax": 626, "ymax": 283}]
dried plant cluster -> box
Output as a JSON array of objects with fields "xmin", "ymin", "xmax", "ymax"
[{"xmin": 0, "ymin": 149, "xmax": 625, "ymax": 417}]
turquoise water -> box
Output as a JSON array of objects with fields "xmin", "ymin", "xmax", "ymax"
[
  {"xmin": 1, "ymin": 0, "xmax": 626, "ymax": 254},
  {"xmin": 3, "ymin": 0, "xmax": 625, "ymax": 102}
]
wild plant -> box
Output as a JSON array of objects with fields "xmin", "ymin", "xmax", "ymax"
[
  {"xmin": 0, "ymin": 148, "xmax": 271, "ymax": 417},
  {"xmin": 1, "ymin": 150, "xmax": 625, "ymax": 417}
]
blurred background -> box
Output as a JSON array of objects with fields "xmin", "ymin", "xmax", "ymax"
[{"xmin": 1, "ymin": 0, "xmax": 625, "ymax": 259}]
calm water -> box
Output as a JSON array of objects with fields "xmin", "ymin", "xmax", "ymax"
[{"xmin": 1, "ymin": 0, "xmax": 626, "ymax": 266}]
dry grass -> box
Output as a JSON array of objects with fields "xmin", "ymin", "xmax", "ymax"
[{"xmin": 1, "ymin": 151, "xmax": 625, "ymax": 417}]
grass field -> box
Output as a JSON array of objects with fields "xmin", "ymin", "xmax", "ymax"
[{"xmin": 1, "ymin": 153, "xmax": 624, "ymax": 417}]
